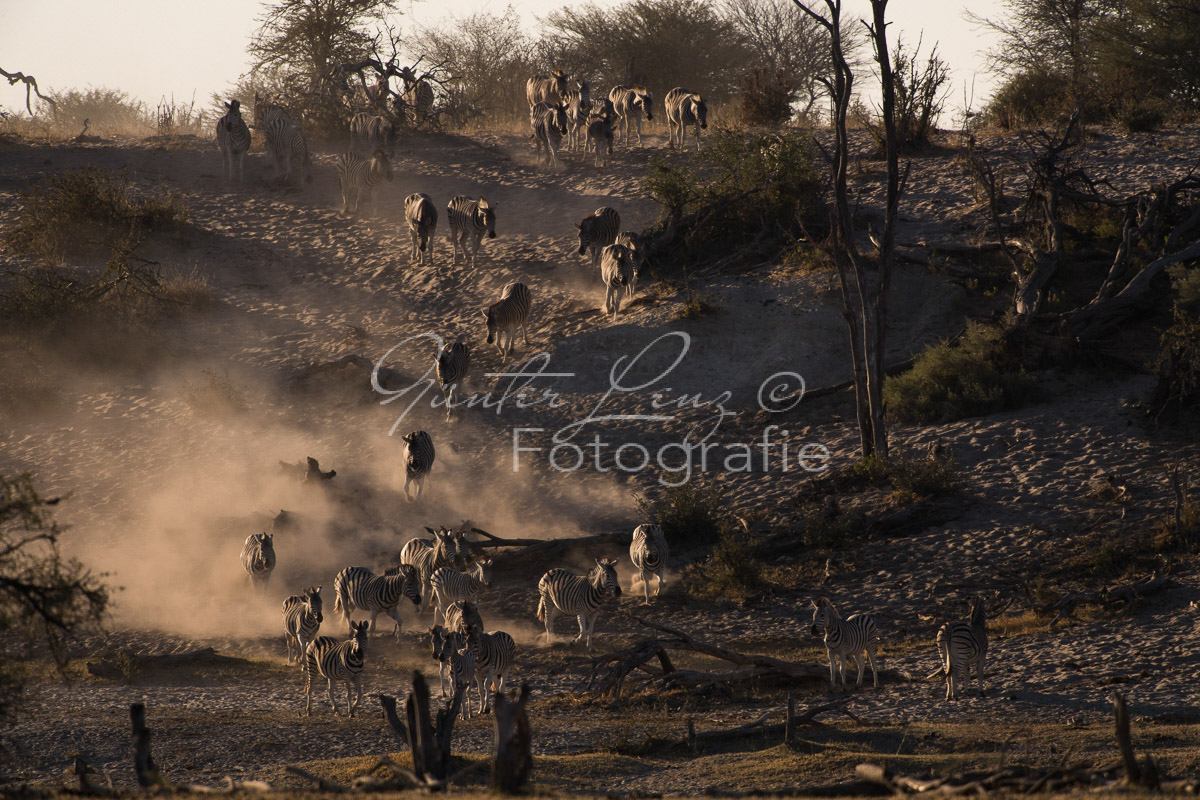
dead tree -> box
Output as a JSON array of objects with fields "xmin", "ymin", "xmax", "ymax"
[
  {"xmin": 490, "ymin": 683, "xmax": 532, "ymax": 793},
  {"xmin": 130, "ymin": 703, "xmax": 167, "ymax": 789},
  {"xmin": 792, "ymin": 0, "xmax": 906, "ymax": 459},
  {"xmin": 1, "ymin": 67, "xmax": 56, "ymax": 114}
]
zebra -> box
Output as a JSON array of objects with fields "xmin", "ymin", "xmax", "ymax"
[
  {"xmin": 465, "ymin": 628, "xmax": 516, "ymax": 715},
  {"xmin": 446, "ymin": 630, "xmax": 478, "ymax": 719},
  {"xmin": 399, "ymin": 526, "xmax": 457, "ymax": 609},
  {"xmin": 445, "ymin": 599, "xmax": 484, "ymax": 635},
  {"xmin": 615, "ymin": 231, "xmax": 644, "ymax": 294},
  {"xmin": 447, "ymin": 196, "xmax": 496, "ymax": 267},
  {"xmin": 336, "ymin": 149, "xmax": 393, "ymax": 215},
  {"xmin": 431, "ymin": 559, "xmax": 493, "ymax": 625},
  {"xmin": 599, "ymin": 243, "xmax": 636, "ymax": 320},
  {"xmin": 608, "ymin": 85, "xmax": 653, "ymax": 146},
  {"xmin": 349, "ymin": 112, "xmax": 397, "ymax": 154},
  {"xmin": 563, "ymin": 81, "xmax": 592, "ymax": 151},
  {"xmin": 401, "ymin": 430, "xmax": 435, "ymax": 502},
  {"xmin": 937, "ymin": 596, "xmax": 988, "ymax": 701},
  {"xmin": 332, "ymin": 564, "xmax": 421, "ymax": 641},
  {"xmin": 241, "ymin": 532, "xmax": 275, "ymax": 595},
  {"xmin": 283, "ymin": 585, "xmax": 324, "ymax": 665},
  {"xmin": 253, "ymin": 93, "xmax": 288, "ymax": 129},
  {"xmin": 483, "ymin": 281, "xmax": 531, "ymax": 358},
  {"xmin": 665, "ymin": 87, "xmax": 708, "ymax": 150},
  {"xmin": 263, "ymin": 116, "xmax": 312, "ymax": 184},
  {"xmin": 536, "ymin": 558, "xmax": 621, "ymax": 649},
  {"xmin": 430, "ymin": 624, "xmax": 454, "ymax": 697},
  {"xmin": 577, "ymin": 207, "xmax": 621, "ymax": 270},
  {"xmin": 303, "ymin": 619, "xmax": 369, "ymax": 717},
  {"xmin": 809, "ymin": 596, "xmax": 880, "ymax": 691},
  {"xmin": 400, "ymin": 67, "xmax": 434, "ymax": 125},
  {"xmin": 586, "ymin": 112, "xmax": 615, "ymax": 167},
  {"xmin": 530, "ymin": 101, "xmax": 568, "ymax": 170},
  {"xmin": 404, "ymin": 192, "xmax": 438, "ymax": 266},
  {"xmin": 436, "ymin": 340, "xmax": 470, "ymax": 418},
  {"xmin": 629, "ymin": 524, "xmax": 669, "ymax": 603},
  {"xmin": 215, "ymin": 99, "xmax": 251, "ymax": 182},
  {"xmin": 526, "ymin": 69, "xmax": 570, "ymax": 107}
]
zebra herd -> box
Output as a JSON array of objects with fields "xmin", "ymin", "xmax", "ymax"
[
  {"xmin": 238, "ymin": 520, "xmax": 674, "ymax": 718},
  {"xmin": 524, "ymin": 71, "xmax": 709, "ymax": 169}
]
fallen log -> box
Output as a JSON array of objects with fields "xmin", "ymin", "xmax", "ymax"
[
  {"xmin": 665, "ymin": 698, "xmax": 853, "ymax": 752},
  {"xmin": 88, "ymin": 647, "xmax": 249, "ymax": 680}
]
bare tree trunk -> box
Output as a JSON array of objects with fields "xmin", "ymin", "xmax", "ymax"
[
  {"xmin": 130, "ymin": 703, "xmax": 164, "ymax": 789},
  {"xmin": 491, "ymin": 683, "xmax": 532, "ymax": 793}
]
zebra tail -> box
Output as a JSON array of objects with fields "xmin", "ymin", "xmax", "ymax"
[
  {"xmin": 536, "ymin": 593, "xmax": 546, "ymax": 622},
  {"xmin": 333, "ymin": 591, "xmax": 343, "ymax": 614}
]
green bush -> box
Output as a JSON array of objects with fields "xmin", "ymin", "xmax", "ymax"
[
  {"xmin": 683, "ymin": 530, "xmax": 763, "ymax": 600},
  {"xmin": 886, "ymin": 446, "xmax": 960, "ymax": 498},
  {"xmin": 635, "ymin": 482, "xmax": 731, "ymax": 549},
  {"xmin": 740, "ymin": 68, "xmax": 795, "ymax": 127},
  {"xmin": 1150, "ymin": 267, "xmax": 1200, "ymax": 420},
  {"xmin": 1120, "ymin": 99, "xmax": 1166, "ymax": 133},
  {"xmin": 884, "ymin": 323, "xmax": 1040, "ymax": 424},
  {"xmin": 982, "ymin": 69, "xmax": 1073, "ymax": 129}
]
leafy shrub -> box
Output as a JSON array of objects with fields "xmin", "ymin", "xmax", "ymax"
[
  {"xmin": 677, "ymin": 290, "xmax": 720, "ymax": 319},
  {"xmin": 982, "ymin": 68, "xmax": 1073, "ymax": 129},
  {"xmin": 1150, "ymin": 267, "xmax": 1200, "ymax": 421},
  {"xmin": 884, "ymin": 323, "xmax": 1040, "ymax": 424},
  {"xmin": 48, "ymin": 87, "xmax": 154, "ymax": 138},
  {"xmin": 801, "ymin": 505, "xmax": 852, "ymax": 549},
  {"xmin": 683, "ymin": 530, "xmax": 763, "ymax": 601},
  {"xmin": 740, "ymin": 68, "xmax": 795, "ymax": 127},
  {"xmin": 858, "ymin": 39, "xmax": 950, "ymax": 152},
  {"xmin": 1119, "ymin": 99, "xmax": 1166, "ymax": 133},
  {"xmin": 6, "ymin": 168, "xmax": 189, "ymax": 266},
  {"xmin": 886, "ymin": 446, "xmax": 960, "ymax": 498},
  {"xmin": 636, "ymin": 482, "xmax": 731, "ymax": 549},
  {"xmin": 643, "ymin": 127, "xmax": 825, "ymax": 273}
]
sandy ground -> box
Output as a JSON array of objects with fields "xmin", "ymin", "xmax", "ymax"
[{"xmin": 2, "ymin": 120, "xmax": 1200, "ymax": 791}]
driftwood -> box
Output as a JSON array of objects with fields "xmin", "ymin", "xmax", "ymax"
[
  {"xmin": 286, "ymin": 353, "xmax": 410, "ymax": 394},
  {"xmin": 88, "ymin": 647, "xmax": 248, "ymax": 679},
  {"xmin": 467, "ymin": 527, "xmax": 633, "ymax": 566},
  {"xmin": 490, "ymin": 683, "xmax": 532, "ymax": 793},
  {"xmin": 1037, "ymin": 573, "xmax": 1171, "ymax": 628},
  {"xmin": 1, "ymin": 67, "xmax": 56, "ymax": 114},
  {"xmin": 669, "ymin": 698, "xmax": 855, "ymax": 753}
]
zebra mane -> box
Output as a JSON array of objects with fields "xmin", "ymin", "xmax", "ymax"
[
  {"xmin": 969, "ymin": 597, "xmax": 986, "ymax": 626},
  {"xmin": 816, "ymin": 596, "xmax": 842, "ymax": 620}
]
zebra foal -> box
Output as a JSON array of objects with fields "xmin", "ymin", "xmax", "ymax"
[
  {"xmin": 404, "ymin": 192, "xmax": 438, "ymax": 266},
  {"xmin": 665, "ymin": 88, "xmax": 708, "ymax": 150},
  {"xmin": 531, "ymin": 101, "xmax": 568, "ymax": 170},
  {"xmin": 563, "ymin": 81, "xmax": 592, "ymax": 151},
  {"xmin": 630, "ymin": 524, "xmax": 669, "ymax": 602},
  {"xmin": 332, "ymin": 564, "xmax": 421, "ymax": 640},
  {"xmin": 466, "ymin": 628, "xmax": 516, "ymax": 714},
  {"xmin": 536, "ymin": 558, "xmax": 621, "ymax": 649},
  {"xmin": 577, "ymin": 207, "xmax": 621, "ymax": 271},
  {"xmin": 809, "ymin": 596, "xmax": 880, "ymax": 691},
  {"xmin": 304, "ymin": 619, "xmax": 369, "ymax": 717},
  {"xmin": 615, "ymin": 231, "xmax": 644, "ymax": 294},
  {"xmin": 336, "ymin": 149, "xmax": 393, "ymax": 215},
  {"xmin": 401, "ymin": 430, "xmax": 435, "ymax": 502},
  {"xmin": 262, "ymin": 116, "xmax": 312, "ymax": 184},
  {"xmin": 483, "ymin": 281, "xmax": 531, "ymax": 358},
  {"xmin": 600, "ymin": 243, "xmax": 636, "ymax": 319},
  {"xmin": 350, "ymin": 112, "xmax": 397, "ymax": 154},
  {"xmin": 241, "ymin": 532, "xmax": 275, "ymax": 595},
  {"xmin": 283, "ymin": 585, "xmax": 324, "ymax": 665},
  {"xmin": 215, "ymin": 99, "xmax": 251, "ymax": 182},
  {"xmin": 937, "ymin": 596, "xmax": 988, "ymax": 701},
  {"xmin": 431, "ymin": 558, "xmax": 493, "ymax": 625},
  {"xmin": 436, "ymin": 340, "xmax": 470, "ymax": 418},
  {"xmin": 608, "ymin": 85, "xmax": 653, "ymax": 146},
  {"xmin": 447, "ymin": 196, "xmax": 496, "ymax": 267}
]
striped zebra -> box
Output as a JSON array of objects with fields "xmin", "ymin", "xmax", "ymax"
[
  {"xmin": 349, "ymin": 112, "xmax": 397, "ymax": 154},
  {"xmin": 430, "ymin": 624, "xmax": 454, "ymax": 697},
  {"xmin": 263, "ymin": 116, "xmax": 312, "ymax": 184},
  {"xmin": 608, "ymin": 85, "xmax": 653, "ymax": 146},
  {"xmin": 531, "ymin": 101, "xmax": 568, "ymax": 170},
  {"xmin": 400, "ymin": 67, "xmax": 434, "ymax": 125},
  {"xmin": 241, "ymin": 532, "xmax": 275, "ymax": 595},
  {"xmin": 586, "ymin": 112, "xmax": 615, "ymax": 167},
  {"xmin": 483, "ymin": 281, "xmax": 531, "ymax": 358},
  {"xmin": 215, "ymin": 99, "xmax": 251, "ymax": 182},
  {"xmin": 253, "ymin": 92, "xmax": 288, "ymax": 129},
  {"xmin": 431, "ymin": 559, "xmax": 493, "ymax": 625},
  {"xmin": 447, "ymin": 196, "xmax": 496, "ymax": 267},
  {"xmin": 404, "ymin": 192, "xmax": 438, "ymax": 266},
  {"xmin": 446, "ymin": 630, "xmax": 478, "ymax": 719},
  {"xmin": 399, "ymin": 527, "xmax": 457, "ymax": 608},
  {"xmin": 283, "ymin": 585, "xmax": 324, "ymax": 665},
  {"xmin": 665, "ymin": 87, "xmax": 708, "ymax": 150},
  {"xmin": 577, "ymin": 207, "xmax": 621, "ymax": 270},
  {"xmin": 444, "ymin": 599, "xmax": 484, "ymax": 635},
  {"xmin": 615, "ymin": 231, "xmax": 644, "ymax": 294},
  {"xmin": 809, "ymin": 596, "xmax": 880, "ymax": 691},
  {"xmin": 332, "ymin": 564, "xmax": 421, "ymax": 641},
  {"xmin": 465, "ymin": 628, "xmax": 516, "ymax": 714},
  {"xmin": 937, "ymin": 596, "xmax": 988, "ymax": 701},
  {"xmin": 629, "ymin": 524, "xmax": 669, "ymax": 603},
  {"xmin": 600, "ymin": 243, "xmax": 636, "ymax": 319},
  {"xmin": 536, "ymin": 558, "xmax": 621, "ymax": 649},
  {"xmin": 303, "ymin": 619, "xmax": 369, "ymax": 717},
  {"xmin": 436, "ymin": 340, "xmax": 470, "ymax": 418},
  {"xmin": 401, "ymin": 430, "xmax": 435, "ymax": 502},
  {"xmin": 336, "ymin": 149, "xmax": 393, "ymax": 215},
  {"xmin": 563, "ymin": 81, "xmax": 592, "ymax": 151},
  {"xmin": 526, "ymin": 69, "xmax": 570, "ymax": 107}
]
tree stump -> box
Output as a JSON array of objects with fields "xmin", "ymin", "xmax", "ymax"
[{"xmin": 491, "ymin": 683, "xmax": 532, "ymax": 793}]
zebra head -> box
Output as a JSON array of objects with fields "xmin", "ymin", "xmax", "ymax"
[
  {"xmin": 430, "ymin": 625, "xmax": 448, "ymax": 661},
  {"xmin": 969, "ymin": 595, "xmax": 986, "ymax": 627},
  {"xmin": 592, "ymin": 558, "xmax": 621, "ymax": 597},
  {"xmin": 351, "ymin": 619, "xmax": 370, "ymax": 650},
  {"xmin": 371, "ymin": 149, "xmax": 394, "ymax": 182},
  {"xmin": 472, "ymin": 558, "xmax": 493, "ymax": 587},
  {"xmin": 809, "ymin": 596, "xmax": 840, "ymax": 638},
  {"xmin": 551, "ymin": 69, "xmax": 570, "ymax": 97},
  {"xmin": 225, "ymin": 99, "xmax": 242, "ymax": 116},
  {"xmin": 258, "ymin": 532, "xmax": 275, "ymax": 556},
  {"xmin": 306, "ymin": 585, "xmax": 323, "ymax": 624},
  {"xmin": 548, "ymin": 103, "xmax": 569, "ymax": 135},
  {"xmin": 691, "ymin": 93, "xmax": 707, "ymax": 129},
  {"xmin": 633, "ymin": 85, "xmax": 653, "ymax": 121},
  {"xmin": 576, "ymin": 80, "xmax": 591, "ymax": 106},
  {"xmin": 477, "ymin": 197, "xmax": 496, "ymax": 239}
]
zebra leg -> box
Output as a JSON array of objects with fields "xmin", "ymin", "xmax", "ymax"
[
  {"xmin": 350, "ymin": 675, "xmax": 363, "ymax": 717},
  {"xmin": 656, "ymin": 569, "xmax": 665, "ymax": 597},
  {"xmin": 825, "ymin": 647, "xmax": 837, "ymax": 690},
  {"xmin": 640, "ymin": 569, "xmax": 651, "ymax": 604},
  {"xmin": 853, "ymin": 653, "xmax": 866, "ymax": 687},
  {"xmin": 304, "ymin": 662, "xmax": 314, "ymax": 716},
  {"xmin": 388, "ymin": 607, "xmax": 404, "ymax": 641},
  {"xmin": 635, "ymin": 116, "xmax": 642, "ymax": 147},
  {"xmin": 326, "ymin": 677, "xmax": 338, "ymax": 715},
  {"xmin": 976, "ymin": 655, "xmax": 986, "ymax": 695},
  {"xmin": 521, "ymin": 320, "xmax": 529, "ymax": 346},
  {"xmin": 694, "ymin": 122, "xmax": 702, "ymax": 151},
  {"xmin": 368, "ymin": 610, "xmax": 381, "ymax": 638},
  {"xmin": 542, "ymin": 606, "xmax": 557, "ymax": 642},
  {"xmin": 865, "ymin": 647, "xmax": 879, "ymax": 688}
]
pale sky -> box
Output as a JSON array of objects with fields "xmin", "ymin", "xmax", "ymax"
[{"xmin": 0, "ymin": 0, "xmax": 1003, "ymax": 119}]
